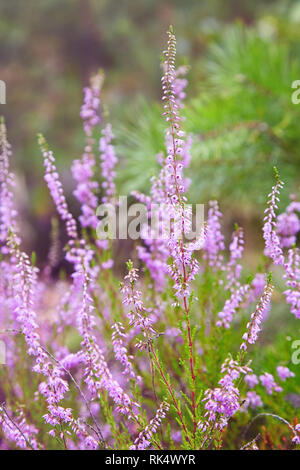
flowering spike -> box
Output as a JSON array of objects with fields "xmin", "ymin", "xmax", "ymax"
[
  {"xmin": 130, "ymin": 402, "xmax": 169, "ymax": 450},
  {"xmin": 240, "ymin": 280, "xmax": 274, "ymax": 352},
  {"xmin": 263, "ymin": 176, "xmax": 284, "ymax": 266},
  {"xmin": 39, "ymin": 134, "xmax": 78, "ymax": 240}
]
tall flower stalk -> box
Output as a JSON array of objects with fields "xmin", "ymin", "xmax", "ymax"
[
  {"xmin": 161, "ymin": 26, "xmax": 200, "ymax": 443},
  {"xmin": 72, "ymin": 73, "xmax": 103, "ymax": 231},
  {"xmin": 263, "ymin": 168, "xmax": 284, "ymax": 266}
]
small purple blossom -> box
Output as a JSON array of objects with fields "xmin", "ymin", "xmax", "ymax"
[
  {"xmin": 244, "ymin": 391, "xmax": 263, "ymax": 410},
  {"xmin": 263, "ymin": 175, "xmax": 284, "ymax": 266},
  {"xmin": 226, "ymin": 227, "xmax": 244, "ymax": 291},
  {"xmin": 39, "ymin": 135, "xmax": 78, "ymax": 240},
  {"xmin": 277, "ymin": 211, "xmax": 300, "ymax": 248},
  {"xmin": 276, "ymin": 366, "xmax": 295, "ymax": 381},
  {"xmin": 130, "ymin": 402, "xmax": 169, "ymax": 450},
  {"xmin": 99, "ymin": 123, "xmax": 118, "ymax": 204},
  {"xmin": 201, "ymin": 358, "xmax": 251, "ymax": 432},
  {"xmin": 283, "ymin": 247, "xmax": 300, "ymax": 319},
  {"xmin": 259, "ymin": 372, "xmax": 282, "ymax": 395},
  {"xmin": 203, "ymin": 200, "xmax": 225, "ymax": 270},
  {"xmin": 217, "ymin": 284, "xmax": 250, "ymax": 329},
  {"xmin": 240, "ymin": 281, "xmax": 273, "ymax": 352},
  {"xmin": 80, "ymin": 73, "xmax": 103, "ymax": 137},
  {"xmin": 244, "ymin": 373, "xmax": 259, "ymax": 389},
  {"xmin": 112, "ymin": 322, "xmax": 141, "ymax": 382}
]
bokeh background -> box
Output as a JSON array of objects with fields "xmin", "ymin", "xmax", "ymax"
[{"xmin": 1, "ymin": 0, "xmax": 300, "ymax": 263}]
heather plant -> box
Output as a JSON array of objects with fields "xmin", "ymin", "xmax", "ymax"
[{"xmin": 0, "ymin": 27, "xmax": 300, "ymax": 451}]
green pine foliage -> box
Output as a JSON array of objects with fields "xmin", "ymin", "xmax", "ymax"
[{"xmin": 116, "ymin": 13, "xmax": 300, "ymax": 210}]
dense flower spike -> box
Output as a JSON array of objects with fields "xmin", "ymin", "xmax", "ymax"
[
  {"xmin": 132, "ymin": 57, "xmax": 195, "ymax": 297},
  {"xmin": 39, "ymin": 134, "xmax": 78, "ymax": 240},
  {"xmin": 0, "ymin": 406, "xmax": 40, "ymax": 450},
  {"xmin": 130, "ymin": 402, "xmax": 169, "ymax": 450},
  {"xmin": 203, "ymin": 200, "xmax": 225, "ymax": 270},
  {"xmin": 277, "ymin": 196, "xmax": 300, "ymax": 248},
  {"xmin": 161, "ymin": 27, "xmax": 185, "ymax": 202},
  {"xmin": 120, "ymin": 261, "xmax": 156, "ymax": 342},
  {"xmin": 240, "ymin": 281, "xmax": 274, "ymax": 352},
  {"xmin": 1, "ymin": 131, "xmax": 96, "ymax": 448},
  {"xmin": 0, "ymin": 119, "xmax": 18, "ymax": 251},
  {"xmin": 292, "ymin": 424, "xmax": 300, "ymax": 445},
  {"xmin": 217, "ymin": 284, "xmax": 250, "ymax": 329},
  {"xmin": 72, "ymin": 73, "xmax": 104, "ymax": 230},
  {"xmin": 7, "ymin": 233, "xmax": 95, "ymax": 446},
  {"xmin": 283, "ymin": 247, "xmax": 300, "ymax": 319},
  {"xmin": 80, "ymin": 73, "xmax": 103, "ymax": 137},
  {"xmin": 263, "ymin": 169, "xmax": 284, "ymax": 266},
  {"xmin": 99, "ymin": 123, "xmax": 118, "ymax": 204},
  {"xmin": 112, "ymin": 322, "xmax": 141, "ymax": 382},
  {"xmin": 201, "ymin": 358, "xmax": 251, "ymax": 432},
  {"xmin": 160, "ymin": 30, "xmax": 207, "ymax": 443},
  {"xmin": 76, "ymin": 268, "xmax": 140, "ymax": 419},
  {"xmin": 226, "ymin": 227, "xmax": 244, "ymax": 290},
  {"xmin": 244, "ymin": 391, "xmax": 263, "ymax": 410}
]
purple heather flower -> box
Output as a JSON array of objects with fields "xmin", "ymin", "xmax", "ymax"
[
  {"xmin": 84, "ymin": 436, "xmax": 99, "ymax": 450},
  {"xmin": 99, "ymin": 123, "xmax": 118, "ymax": 204},
  {"xmin": 80, "ymin": 73, "xmax": 103, "ymax": 137},
  {"xmin": 71, "ymin": 150, "xmax": 99, "ymax": 230},
  {"xmin": 72, "ymin": 74, "xmax": 105, "ymax": 231},
  {"xmin": 76, "ymin": 267, "xmax": 140, "ymax": 419},
  {"xmin": 130, "ymin": 402, "xmax": 169, "ymax": 450},
  {"xmin": 283, "ymin": 247, "xmax": 300, "ymax": 319},
  {"xmin": 293, "ymin": 424, "xmax": 300, "ymax": 444},
  {"xmin": 240, "ymin": 282, "xmax": 273, "ymax": 352},
  {"xmin": 226, "ymin": 227, "xmax": 244, "ymax": 291},
  {"xmin": 172, "ymin": 65, "xmax": 188, "ymax": 108},
  {"xmin": 277, "ymin": 195, "xmax": 300, "ymax": 248},
  {"xmin": 112, "ymin": 322, "xmax": 141, "ymax": 382},
  {"xmin": 244, "ymin": 373, "xmax": 259, "ymax": 389},
  {"xmin": 7, "ymin": 233, "xmax": 90, "ymax": 443},
  {"xmin": 120, "ymin": 262, "xmax": 156, "ymax": 341},
  {"xmin": 0, "ymin": 408, "xmax": 40, "ymax": 450},
  {"xmin": 277, "ymin": 211, "xmax": 300, "ymax": 248},
  {"xmin": 244, "ymin": 391, "xmax": 263, "ymax": 410},
  {"xmin": 201, "ymin": 358, "xmax": 251, "ymax": 431},
  {"xmin": 171, "ymin": 430, "xmax": 182, "ymax": 443},
  {"xmin": 249, "ymin": 273, "xmax": 265, "ymax": 299},
  {"xmin": 161, "ymin": 29, "xmax": 188, "ymax": 208},
  {"xmin": 263, "ymin": 178, "xmax": 284, "ymax": 266},
  {"xmin": 246, "ymin": 273, "xmax": 271, "ymax": 320},
  {"xmin": 276, "ymin": 366, "xmax": 295, "ymax": 381},
  {"xmin": 203, "ymin": 200, "xmax": 225, "ymax": 270},
  {"xmin": 217, "ymin": 284, "xmax": 250, "ymax": 329},
  {"xmin": 259, "ymin": 372, "xmax": 282, "ymax": 395},
  {"xmin": 0, "ymin": 120, "xmax": 19, "ymax": 252},
  {"xmin": 39, "ymin": 135, "xmax": 78, "ymax": 240},
  {"xmin": 132, "ymin": 54, "xmax": 193, "ymax": 293},
  {"xmin": 101, "ymin": 259, "xmax": 114, "ymax": 270}
]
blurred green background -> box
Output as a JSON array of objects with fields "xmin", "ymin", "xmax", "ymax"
[{"xmin": 1, "ymin": 0, "xmax": 300, "ymax": 259}]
